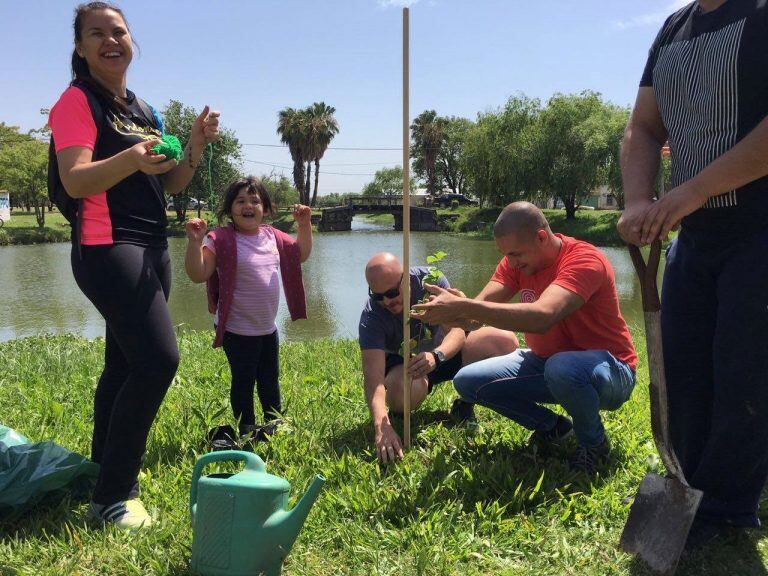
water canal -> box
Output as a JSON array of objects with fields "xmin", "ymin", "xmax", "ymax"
[{"xmin": 0, "ymin": 216, "xmax": 660, "ymax": 343}]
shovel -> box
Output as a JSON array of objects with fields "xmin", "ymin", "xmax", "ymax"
[{"xmin": 619, "ymin": 240, "xmax": 703, "ymax": 575}]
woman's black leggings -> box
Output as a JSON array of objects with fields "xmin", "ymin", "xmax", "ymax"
[
  {"xmin": 222, "ymin": 330, "xmax": 281, "ymax": 434},
  {"xmin": 72, "ymin": 244, "xmax": 179, "ymax": 506}
]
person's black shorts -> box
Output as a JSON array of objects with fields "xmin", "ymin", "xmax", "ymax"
[{"xmin": 384, "ymin": 351, "xmax": 463, "ymax": 393}]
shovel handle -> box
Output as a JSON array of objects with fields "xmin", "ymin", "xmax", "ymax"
[
  {"xmin": 627, "ymin": 241, "xmax": 690, "ymax": 486},
  {"xmin": 628, "ymin": 241, "xmax": 662, "ymax": 313}
]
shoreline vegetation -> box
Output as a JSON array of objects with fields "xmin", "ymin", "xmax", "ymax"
[
  {"xmin": 0, "ymin": 208, "xmax": 627, "ymax": 247},
  {"xmin": 1, "ymin": 332, "xmax": 764, "ymax": 575}
]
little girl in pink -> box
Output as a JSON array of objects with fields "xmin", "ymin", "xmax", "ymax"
[{"xmin": 185, "ymin": 176, "xmax": 312, "ymax": 440}]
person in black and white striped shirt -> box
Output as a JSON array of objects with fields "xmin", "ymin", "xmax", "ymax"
[{"xmin": 618, "ymin": 0, "xmax": 768, "ymax": 549}]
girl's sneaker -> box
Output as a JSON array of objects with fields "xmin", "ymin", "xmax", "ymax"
[{"xmin": 87, "ymin": 499, "xmax": 153, "ymax": 531}]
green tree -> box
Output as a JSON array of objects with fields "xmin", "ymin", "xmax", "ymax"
[
  {"xmin": 305, "ymin": 102, "xmax": 339, "ymax": 207},
  {"xmin": 277, "ymin": 107, "xmax": 310, "ymax": 205},
  {"xmin": 437, "ymin": 116, "xmax": 473, "ymax": 195},
  {"xmin": 361, "ymin": 166, "xmax": 415, "ymax": 197},
  {"xmin": 316, "ymin": 192, "xmax": 356, "ymax": 207},
  {"xmin": 0, "ymin": 138, "xmax": 49, "ymax": 227},
  {"xmin": 587, "ymin": 105, "xmax": 630, "ymax": 209},
  {"xmin": 260, "ymin": 172, "xmax": 299, "ymax": 208},
  {"xmin": 534, "ymin": 91, "xmax": 613, "ymax": 219},
  {"xmin": 411, "ymin": 110, "xmax": 447, "ymax": 195},
  {"xmin": 161, "ymin": 100, "xmax": 242, "ymax": 221},
  {"xmin": 461, "ymin": 95, "xmax": 541, "ymax": 207}
]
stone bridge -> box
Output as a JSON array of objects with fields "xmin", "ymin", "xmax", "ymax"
[{"xmin": 317, "ymin": 196, "xmax": 440, "ymax": 232}]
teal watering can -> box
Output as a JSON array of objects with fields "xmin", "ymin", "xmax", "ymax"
[{"xmin": 190, "ymin": 450, "xmax": 325, "ymax": 576}]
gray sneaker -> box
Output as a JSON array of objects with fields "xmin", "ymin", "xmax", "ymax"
[
  {"xmin": 449, "ymin": 399, "xmax": 477, "ymax": 425},
  {"xmin": 569, "ymin": 435, "xmax": 611, "ymax": 474},
  {"xmin": 528, "ymin": 415, "xmax": 574, "ymax": 449}
]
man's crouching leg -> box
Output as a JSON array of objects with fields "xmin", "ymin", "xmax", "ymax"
[
  {"xmin": 384, "ymin": 361, "xmax": 429, "ymax": 414},
  {"xmin": 462, "ymin": 326, "xmax": 519, "ymax": 365}
]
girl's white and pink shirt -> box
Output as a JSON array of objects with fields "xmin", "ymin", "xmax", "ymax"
[{"xmin": 203, "ymin": 227, "xmax": 281, "ymax": 336}]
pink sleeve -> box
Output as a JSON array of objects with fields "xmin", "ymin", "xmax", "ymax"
[
  {"xmin": 203, "ymin": 235, "xmax": 216, "ymax": 254},
  {"xmin": 49, "ymin": 87, "xmax": 97, "ymax": 152}
]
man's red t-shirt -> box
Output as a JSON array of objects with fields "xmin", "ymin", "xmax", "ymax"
[{"xmin": 491, "ymin": 234, "xmax": 637, "ymax": 370}]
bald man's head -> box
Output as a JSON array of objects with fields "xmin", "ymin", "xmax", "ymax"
[
  {"xmin": 493, "ymin": 201, "xmax": 550, "ymax": 241},
  {"xmin": 365, "ymin": 252, "xmax": 406, "ymax": 314},
  {"xmin": 365, "ymin": 252, "xmax": 403, "ymax": 285}
]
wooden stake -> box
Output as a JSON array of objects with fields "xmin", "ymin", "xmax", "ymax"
[{"xmin": 402, "ymin": 6, "xmax": 411, "ymax": 449}]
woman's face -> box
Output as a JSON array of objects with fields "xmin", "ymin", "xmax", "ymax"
[
  {"xmin": 76, "ymin": 9, "xmax": 133, "ymax": 83},
  {"xmin": 230, "ymin": 188, "xmax": 265, "ymax": 234}
]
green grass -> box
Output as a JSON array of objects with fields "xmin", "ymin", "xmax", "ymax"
[
  {"xmin": 0, "ymin": 210, "xmax": 310, "ymax": 245},
  {"xmin": 439, "ymin": 207, "xmax": 628, "ymax": 246},
  {"xmin": 1, "ymin": 332, "xmax": 765, "ymax": 575},
  {"xmin": 0, "ymin": 211, "xmax": 71, "ymax": 245},
  {"xmin": 361, "ymin": 213, "xmax": 396, "ymax": 225}
]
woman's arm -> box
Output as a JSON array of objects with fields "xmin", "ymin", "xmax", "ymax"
[{"xmin": 57, "ymin": 140, "xmax": 175, "ymax": 198}]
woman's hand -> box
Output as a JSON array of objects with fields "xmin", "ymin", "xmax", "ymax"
[
  {"xmin": 185, "ymin": 218, "xmax": 208, "ymax": 243},
  {"xmin": 190, "ymin": 106, "xmax": 221, "ymax": 148},
  {"xmin": 131, "ymin": 140, "xmax": 177, "ymax": 175},
  {"xmin": 292, "ymin": 204, "xmax": 312, "ymax": 227}
]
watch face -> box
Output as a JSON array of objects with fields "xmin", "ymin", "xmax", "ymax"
[{"xmin": 434, "ymin": 350, "xmax": 446, "ymax": 363}]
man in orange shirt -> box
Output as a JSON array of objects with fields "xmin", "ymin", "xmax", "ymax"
[{"xmin": 413, "ymin": 202, "xmax": 637, "ymax": 473}]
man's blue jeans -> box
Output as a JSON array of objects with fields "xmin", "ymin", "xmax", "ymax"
[{"xmin": 453, "ymin": 349, "xmax": 636, "ymax": 448}]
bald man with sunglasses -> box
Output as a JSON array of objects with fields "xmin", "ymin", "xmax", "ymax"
[{"xmin": 359, "ymin": 252, "xmax": 518, "ymax": 463}]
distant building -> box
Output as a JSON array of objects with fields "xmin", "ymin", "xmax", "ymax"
[{"xmin": 0, "ymin": 190, "xmax": 10, "ymax": 222}]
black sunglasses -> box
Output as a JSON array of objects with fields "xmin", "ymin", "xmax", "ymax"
[{"xmin": 369, "ymin": 274, "xmax": 404, "ymax": 301}]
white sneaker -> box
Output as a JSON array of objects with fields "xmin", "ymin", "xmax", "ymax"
[{"xmin": 87, "ymin": 499, "xmax": 153, "ymax": 531}]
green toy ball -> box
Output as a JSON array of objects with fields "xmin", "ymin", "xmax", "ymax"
[{"xmin": 151, "ymin": 134, "xmax": 183, "ymax": 162}]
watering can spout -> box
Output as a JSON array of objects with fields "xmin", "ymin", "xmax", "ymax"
[{"xmin": 270, "ymin": 474, "xmax": 325, "ymax": 551}]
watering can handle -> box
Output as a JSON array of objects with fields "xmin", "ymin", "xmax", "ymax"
[{"xmin": 189, "ymin": 450, "xmax": 266, "ymax": 517}]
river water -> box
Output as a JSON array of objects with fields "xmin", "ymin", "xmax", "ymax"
[{"xmin": 0, "ymin": 217, "xmax": 656, "ymax": 343}]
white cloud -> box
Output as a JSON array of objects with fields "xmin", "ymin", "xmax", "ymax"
[
  {"xmin": 612, "ymin": 0, "xmax": 692, "ymax": 30},
  {"xmin": 377, "ymin": 0, "xmax": 420, "ymax": 7}
]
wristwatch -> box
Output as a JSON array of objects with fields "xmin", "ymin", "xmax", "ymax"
[{"xmin": 431, "ymin": 349, "xmax": 446, "ymax": 368}]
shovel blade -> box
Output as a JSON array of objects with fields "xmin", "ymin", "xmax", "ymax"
[{"xmin": 620, "ymin": 473, "xmax": 703, "ymax": 575}]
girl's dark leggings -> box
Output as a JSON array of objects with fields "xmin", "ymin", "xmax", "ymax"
[
  {"xmin": 222, "ymin": 330, "xmax": 281, "ymax": 434},
  {"xmin": 72, "ymin": 244, "xmax": 179, "ymax": 506}
]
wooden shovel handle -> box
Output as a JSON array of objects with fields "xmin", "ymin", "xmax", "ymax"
[
  {"xmin": 627, "ymin": 240, "xmax": 690, "ymax": 485},
  {"xmin": 629, "ymin": 241, "xmax": 662, "ymax": 313}
]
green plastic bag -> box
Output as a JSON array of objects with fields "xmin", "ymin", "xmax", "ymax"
[{"xmin": 0, "ymin": 424, "xmax": 99, "ymax": 520}]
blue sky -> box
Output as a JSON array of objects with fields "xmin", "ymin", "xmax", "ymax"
[{"xmin": 0, "ymin": 0, "xmax": 689, "ymax": 195}]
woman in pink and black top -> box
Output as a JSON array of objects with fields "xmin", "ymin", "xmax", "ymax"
[
  {"xmin": 185, "ymin": 177, "xmax": 311, "ymax": 444},
  {"xmin": 48, "ymin": 2, "xmax": 219, "ymax": 530}
]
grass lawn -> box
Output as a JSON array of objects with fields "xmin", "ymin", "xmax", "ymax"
[
  {"xmin": 439, "ymin": 207, "xmax": 628, "ymax": 246},
  {"xmin": 0, "ymin": 211, "xmax": 71, "ymax": 245},
  {"xmin": 1, "ymin": 332, "xmax": 765, "ymax": 575},
  {"xmin": 0, "ymin": 209, "xmax": 306, "ymax": 246}
]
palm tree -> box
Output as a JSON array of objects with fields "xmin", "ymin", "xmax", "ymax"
[
  {"xmin": 305, "ymin": 102, "xmax": 340, "ymax": 207},
  {"xmin": 411, "ymin": 110, "xmax": 446, "ymax": 196},
  {"xmin": 277, "ymin": 107, "xmax": 309, "ymax": 205}
]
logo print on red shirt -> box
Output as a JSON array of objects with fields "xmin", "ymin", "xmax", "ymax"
[{"xmin": 520, "ymin": 289, "xmax": 537, "ymax": 304}]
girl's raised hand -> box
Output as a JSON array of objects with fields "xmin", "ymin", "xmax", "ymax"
[
  {"xmin": 292, "ymin": 204, "xmax": 312, "ymax": 227},
  {"xmin": 185, "ymin": 218, "xmax": 208, "ymax": 242},
  {"xmin": 131, "ymin": 140, "xmax": 178, "ymax": 175}
]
